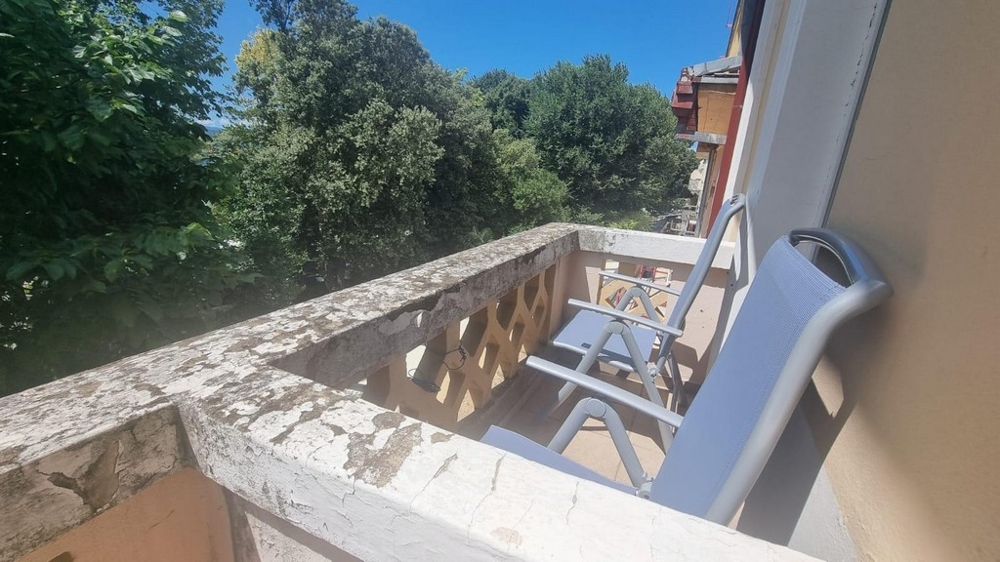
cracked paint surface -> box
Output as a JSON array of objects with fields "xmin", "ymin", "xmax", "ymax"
[
  {"xmin": 0, "ymin": 225, "xmax": 815, "ymax": 562},
  {"xmin": 0, "ymin": 407, "xmax": 187, "ymax": 559}
]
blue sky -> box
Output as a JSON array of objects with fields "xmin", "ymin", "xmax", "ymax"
[{"xmin": 210, "ymin": 0, "xmax": 735, "ymax": 111}]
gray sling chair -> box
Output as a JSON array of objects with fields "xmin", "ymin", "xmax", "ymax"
[
  {"xmin": 482, "ymin": 228, "xmax": 892, "ymax": 524},
  {"xmin": 544, "ymin": 194, "xmax": 747, "ymax": 447}
]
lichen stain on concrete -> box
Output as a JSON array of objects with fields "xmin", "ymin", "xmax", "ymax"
[
  {"xmin": 179, "ymin": 356, "xmax": 206, "ymax": 369},
  {"xmin": 344, "ymin": 423, "xmax": 422, "ymax": 488},
  {"xmin": 0, "ymin": 445, "xmax": 26, "ymax": 468},
  {"xmin": 134, "ymin": 383, "xmax": 166, "ymax": 397},
  {"xmin": 225, "ymin": 336, "xmax": 264, "ymax": 354},
  {"xmin": 371, "ymin": 411, "xmax": 405, "ymax": 431},
  {"xmin": 430, "ymin": 431, "xmax": 452, "ymax": 444},
  {"xmin": 491, "ymin": 527, "xmax": 523, "ymax": 547},
  {"xmin": 385, "ymin": 294, "xmax": 442, "ymax": 324},
  {"xmin": 344, "ymin": 433, "xmax": 376, "ymax": 475},
  {"xmin": 515, "ymin": 246, "xmax": 545, "ymax": 267},
  {"xmin": 320, "ymin": 421, "xmax": 347, "ymax": 437},
  {"xmin": 74, "ymin": 381, "xmax": 102, "ymax": 398},
  {"xmin": 45, "ymin": 440, "xmax": 121, "ymax": 511},
  {"xmin": 210, "ymin": 379, "xmax": 354, "ymax": 434}
]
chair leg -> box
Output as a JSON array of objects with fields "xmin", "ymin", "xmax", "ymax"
[
  {"xmin": 547, "ymin": 397, "xmax": 647, "ymax": 488},
  {"xmin": 541, "ymin": 322, "xmax": 675, "ymax": 449},
  {"xmin": 618, "ymin": 286, "xmax": 660, "ymax": 320},
  {"xmin": 667, "ymin": 352, "xmax": 686, "ymax": 411},
  {"xmin": 547, "ymin": 398, "xmax": 590, "ymax": 453},
  {"xmin": 617, "ymin": 325, "xmax": 674, "ymax": 450},
  {"xmin": 538, "ymin": 326, "xmax": 617, "ymax": 420}
]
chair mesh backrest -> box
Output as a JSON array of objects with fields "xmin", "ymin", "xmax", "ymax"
[{"xmin": 649, "ymin": 237, "xmax": 845, "ymax": 517}]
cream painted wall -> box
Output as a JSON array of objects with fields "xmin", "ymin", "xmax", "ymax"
[
  {"xmin": 816, "ymin": 0, "xmax": 1000, "ymax": 559},
  {"xmin": 20, "ymin": 469, "xmax": 234, "ymax": 562}
]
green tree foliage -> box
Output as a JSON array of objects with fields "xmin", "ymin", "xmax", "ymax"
[
  {"xmin": 0, "ymin": 0, "xmax": 694, "ymax": 395},
  {"xmin": 221, "ymin": 0, "xmax": 567, "ymax": 304},
  {"xmin": 0, "ymin": 0, "xmax": 244, "ymax": 394},
  {"xmin": 471, "ymin": 70, "xmax": 533, "ymax": 137},
  {"xmin": 476, "ymin": 55, "xmax": 698, "ymax": 220},
  {"xmin": 491, "ymin": 130, "xmax": 569, "ymax": 232}
]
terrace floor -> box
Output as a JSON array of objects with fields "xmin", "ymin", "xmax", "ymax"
[{"xmin": 496, "ymin": 345, "xmax": 686, "ymax": 487}]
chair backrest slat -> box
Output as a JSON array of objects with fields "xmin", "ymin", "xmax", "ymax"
[{"xmin": 664, "ymin": 194, "xmax": 746, "ymax": 332}]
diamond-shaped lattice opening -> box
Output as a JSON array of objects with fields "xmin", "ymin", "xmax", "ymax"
[
  {"xmin": 510, "ymin": 320, "xmax": 525, "ymax": 346},
  {"xmin": 511, "ymin": 321, "xmax": 527, "ymax": 361},
  {"xmin": 532, "ymin": 303, "xmax": 546, "ymax": 325},
  {"xmin": 516, "ymin": 343, "xmax": 530, "ymax": 363},
  {"xmin": 496, "ymin": 291, "xmax": 518, "ymax": 330},
  {"xmin": 440, "ymin": 371, "xmax": 467, "ymax": 409},
  {"xmin": 481, "ymin": 338, "xmax": 501, "ymax": 374},
  {"xmin": 470, "ymin": 383, "xmax": 490, "ymax": 409},
  {"xmin": 522, "ymin": 274, "xmax": 541, "ymax": 308},
  {"xmin": 461, "ymin": 307, "xmax": 489, "ymax": 351},
  {"xmin": 415, "ymin": 350, "xmax": 446, "ymax": 389},
  {"xmin": 360, "ymin": 368, "xmax": 390, "ymax": 406},
  {"xmin": 543, "ymin": 265, "xmax": 556, "ymax": 295},
  {"xmin": 456, "ymin": 389, "xmax": 477, "ymax": 422},
  {"xmin": 491, "ymin": 365, "xmax": 507, "ymax": 388},
  {"xmin": 496, "ymin": 347, "xmax": 518, "ymax": 381}
]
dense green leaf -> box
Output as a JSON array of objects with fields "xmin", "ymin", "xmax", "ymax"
[
  {"xmin": 42, "ymin": 261, "xmax": 64, "ymax": 281},
  {"xmin": 5, "ymin": 261, "xmax": 36, "ymax": 281},
  {"xmin": 103, "ymin": 260, "xmax": 123, "ymax": 283}
]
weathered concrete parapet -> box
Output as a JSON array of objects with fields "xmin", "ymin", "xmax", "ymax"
[
  {"xmin": 181, "ymin": 369, "xmax": 816, "ymax": 561},
  {"xmin": 575, "ymin": 224, "xmax": 735, "ymax": 270},
  {"xmin": 0, "ymin": 407, "xmax": 188, "ymax": 558},
  {"xmin": 0, "ymin": 224, "xmax": 815, "ymax": 561},
  {"xmin": 270, "ymin": 222, "xmax": 579, "ymax": 387}
]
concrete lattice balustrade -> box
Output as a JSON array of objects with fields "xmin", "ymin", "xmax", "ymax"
[{"xmin": 0, "ymin": 223, "xmax": 816, "ymax": 561}]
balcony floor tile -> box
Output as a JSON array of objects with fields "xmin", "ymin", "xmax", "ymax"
[{"xmin": 495, "ymin": 344, "xmax": 682, "ymax": 488}]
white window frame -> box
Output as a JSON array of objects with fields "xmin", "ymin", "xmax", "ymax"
[{"xmin": 721, "ymin": 0, "xmax": 890, "ymax": 321}]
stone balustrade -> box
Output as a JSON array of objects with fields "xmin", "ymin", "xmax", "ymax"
[{"xmin": 361, "ymin": 265, "xmax": 556, "ymax": 433}]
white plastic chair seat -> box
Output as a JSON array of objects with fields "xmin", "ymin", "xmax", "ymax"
[
  {"xmin": 552, "ymin": 309, "xmax": 658, "ymax": 367},
  {"xmin": 481, "ymin": 426, "xmax": 635, "ymax": 494}
]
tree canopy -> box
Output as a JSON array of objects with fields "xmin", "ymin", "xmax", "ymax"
[
  {"xmin": 0, "ymin": 0, "xmax": 245, "ymax": 393},
  {"xmin": 0, "ymin": 0, "xmax": 696, "ymax": 395},
  {"xmin": 471, "ymin": 70, "xmax": 533, "ymax": 137},
  {"xmin": 219, "ymin": 0, "xmax": 571, "ymax": 306},
  {"xmin": 479, "ymin": 55, "xmax": 698, "ymax": 217}
]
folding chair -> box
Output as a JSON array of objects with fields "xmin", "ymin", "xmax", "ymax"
[
  {"xmin": 484, "ymin": 228, "xmax": 892, "ymax": 524},
  {"xmin": 546, "ymin": 194, "xmax": 746, "ymax": 446}
]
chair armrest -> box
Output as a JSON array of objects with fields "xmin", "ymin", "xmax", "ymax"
[
  {"xmin": 599, "ymin": 271, "xmax": 682, "ymax": 296},
  {"xmin": 567, "ymin": 299, "xmax": 683, "ymax": 337},
  {"xmin": 526, "ymin": 356, "xmax": 685, "ymax": 430}
]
